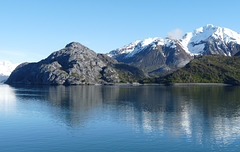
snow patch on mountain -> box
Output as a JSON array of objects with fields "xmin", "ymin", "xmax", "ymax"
[
  {"xmin": 0, "ymin": 61, "xmax": 19, "ymax": 76},
  {"xmin": 109, "ymin": 37, "xmax": 177, "ymax": 58},
  {"xmin": 108, "ymin": 40, "xmax": 141, "ymax": 57},
  {"xmin": 125, "ymin": 37, "xmax": 159, "ymax": 58},
  {"xmin": 125, "ymin": 38, "xmax": 179, "ymax": 58}
]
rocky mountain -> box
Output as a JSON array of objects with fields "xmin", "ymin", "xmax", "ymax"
[
  {"xmin": 108, "ymin": 24, "xmax": 240, "ymax": 76},
  {"xmin": 181, "ymin": 24, "xmax": 240, "ymax": 55},
  {"xmin": 108, "ymin": 38, "xmax": 193, "ymax": 76},
  {"xmin": 6, "ymin": 42, "xmax": 145, "ymax": 85}
]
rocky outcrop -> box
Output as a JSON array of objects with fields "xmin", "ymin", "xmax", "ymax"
[{"xmin": 6, "ymin": 42, "xmax": 145, "ymax": 85}]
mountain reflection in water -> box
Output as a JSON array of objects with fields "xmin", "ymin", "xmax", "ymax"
[{"xmin": 1, "ymin": 85, "xmax": 240, "ymax": 151}]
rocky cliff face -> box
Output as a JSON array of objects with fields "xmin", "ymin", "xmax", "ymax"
[{"xmin": 6, "ymin": 42, "xmax": 145, "ymax": 85}]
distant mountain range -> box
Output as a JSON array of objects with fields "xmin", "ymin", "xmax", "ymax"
[
  {"xmin": 0, "ymin": 61, "xmax": 18, "ymax": 83},
  {"xmin": 0, "ymin": 60, "xmax": 18, "ymax": 76},
  {"xmin": 5, "ymin": 24, "xmax": 240, "ymax": 85},
  {"xmin": 108, "ymin": 24, "xmax": 240, "ymax": 76}
]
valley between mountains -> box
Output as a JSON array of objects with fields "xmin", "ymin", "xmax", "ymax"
[{"xmin": 5, "ymin": 24, "xmax": 240, "ymax": 85}]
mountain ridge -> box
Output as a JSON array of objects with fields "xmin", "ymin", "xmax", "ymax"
[
  {"xmin": 108, "ymin": 24, "xmax": 240, "ymax": 76},
  {"xmin": 5, "ymin": 25, "xmax": 240, "ymax": 85},
  {"xmin": 6, "ymin": 42, "xmax": 146, "ymax": 85}
]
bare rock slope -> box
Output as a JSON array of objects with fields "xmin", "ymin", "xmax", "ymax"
[{"xmin": 6, "ymin": 42, "xmax": 145, "ymax": 85}]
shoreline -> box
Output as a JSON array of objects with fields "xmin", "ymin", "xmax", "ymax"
[
  {"xmin": 170, "ymin": 83, "xmax": 232, "ymax": 86},
  {"xmin": 3, "ymin": 82, "xmax": 234, "ymax": 87},
  {"xmin": 105, "ymin": 82, "xmax": 233, "ymax": 86}
]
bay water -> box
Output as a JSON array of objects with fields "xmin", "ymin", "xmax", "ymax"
[{"xmin": 0, "ymin": 84, "xmax": 240, "ymax": 151}]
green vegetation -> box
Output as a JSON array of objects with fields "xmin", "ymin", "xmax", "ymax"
[
  {"xmin": 143, "ymin": 55, "xmax": 240, "ymax": 85},
  {"xmin": 114, "ymin": 63, "xmax": 146, "ymax": 82},
  {"xmin": 70, "ymin": 73, "xmax": 83, "ymax": 79}
]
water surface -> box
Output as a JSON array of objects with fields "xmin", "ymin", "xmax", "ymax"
[{"xmin": 1, "ymin": 84, "xmax": 240, "ymax": 151}]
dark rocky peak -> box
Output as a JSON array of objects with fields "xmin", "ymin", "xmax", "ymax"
[
  {"xmin": 64, "ymin": 42, "xmax": 95, "ymax": 54},
  {"xmin": 44, "ymin": 42, "xmax": 97, "ymax": 63},
  {"xmin": 65, "ymin": 42, "xmax": 86, "ymax": 48}
]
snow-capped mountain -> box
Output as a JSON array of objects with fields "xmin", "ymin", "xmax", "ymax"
[
  {"xmin": 180, "ymin": 24, "xmax": 240, "ymax": 55},
  {"xmin": 109, "ymin": 38, "xmax": 179, "ymax": 58},
  {"xmin": 0, "ymin": 61, "xmax": 18, "ymax": 83},
  {"xmin": 0, "ymin": 60, "xmax": 18, "ymax": 76},
  {"xmin": 108, "ymin": 24, "xmax": 240, "ymax": 76}
]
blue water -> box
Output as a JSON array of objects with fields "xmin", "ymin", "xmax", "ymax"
[{"xmin": 0, "ymin": 84, "xmax": 240, "ymax": 152}]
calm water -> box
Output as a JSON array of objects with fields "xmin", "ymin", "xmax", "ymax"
[{"xmin": 1, "ymin": 84, "xmax": 240, "ymax": 152}]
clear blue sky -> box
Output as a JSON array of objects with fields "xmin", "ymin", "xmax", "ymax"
[{"xmin": 1, "ymin": 0, "xmax": 240, "ymax": 63}]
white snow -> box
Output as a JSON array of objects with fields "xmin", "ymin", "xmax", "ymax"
[
  {"xmin": 228, "ymin": 51, "xmax": 231, "ymax": 56},
  {"xmin": 124, "ymin": 38, "xmax": 158, "ymax": 58},
  {"xmin": 180, "ymin": 24, "xmax": 240, "ymax": 55},
  {"xmin": 125, "ymin": 38, "xmax": 175, "ymax": 58},
  {"xmin": 180, "ymin": 24, "xmax": 217, "ymax": 55},
  {"xmin": 188, "ymin": 43, "xmax": 205, "ymax": 54},
  {"xmin": 221, "ymin": 28, "xmax": 240, "ymax": 44},
  {"xmin": 156, "ymin": 39, "xmax": 165, "ymax": 46},
  {"xmin": 110, "ymin": 24, "xmax": 240, "ymax": 58},
  {"xmin": 140, "ymin": 37, "xmax": 158, "ymax": 47},
  {"xmin": 108, "ymin": 40, "xmax": 141, "ymax": 57},
  {"xmin": 0, "ymin": 61, "xmax": 19, "ymax": 76}
]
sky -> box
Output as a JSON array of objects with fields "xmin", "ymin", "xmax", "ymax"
[{"xmin": 0, "ymin": 0, "xmax": 240, "ymax": 64}]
